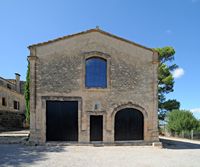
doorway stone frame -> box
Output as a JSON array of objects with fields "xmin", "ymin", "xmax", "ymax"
[
  {"xmin": 87, "ymin": 111, "xmax": 106, "ymax": 143},
  {"xmin": 81, "ymin": 51, "xmax": 111, "ymax": 91},
  {"xmin": 111, "ymin": 102, "xmax": 148, "ymax": 142}
]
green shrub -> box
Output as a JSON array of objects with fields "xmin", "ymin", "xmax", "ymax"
[{"xmin": 166, "ymin": 109, "xmax": 199, "ymax": 134}]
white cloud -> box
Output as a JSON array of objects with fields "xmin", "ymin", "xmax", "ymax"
[
  {"xmin": 172, "ymin": 68, "xmax": 185, "ymax": 79},
  {"xmin": 191, "ymin": 108, "xmax": 200, "ymax": 113}
]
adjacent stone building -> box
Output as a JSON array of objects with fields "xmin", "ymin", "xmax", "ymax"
[
  {"xmin": 0, "ymin": 73, "xmax": 26, "ymax": 129},
  {"xmin": 28, "ymin": 28, "xmax": 159, "ymax": 145}
]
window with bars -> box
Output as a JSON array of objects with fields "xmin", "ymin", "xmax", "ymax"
[{"xmin": 85, "ymin": 57, "xmax": 107, "ymax": 88}]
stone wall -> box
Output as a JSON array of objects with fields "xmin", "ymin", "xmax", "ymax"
[{"xmin": 0, "ymin": 111, "xmax": 25, "ymax": 129}]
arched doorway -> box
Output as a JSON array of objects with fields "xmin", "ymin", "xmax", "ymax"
[{"xmin": 114, "ymin": 108, "xmax": 144, "ymax": 141}]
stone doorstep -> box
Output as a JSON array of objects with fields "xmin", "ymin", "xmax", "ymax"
[
  {"xmin": 0, "ymin": 138, "xmax": 162, "ymax": 148},
  {"xmin": 40, "ymin": 141, "xmax": 157, "ymax": 147}
]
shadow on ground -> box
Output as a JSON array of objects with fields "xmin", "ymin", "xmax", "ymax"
[
  {"xmin": 160, "ymin": 138, "xmax": 200, "ymax": 149},
  {"xmin": 0, "ymin": 144, "xmax": 66, "ymax": 167}
]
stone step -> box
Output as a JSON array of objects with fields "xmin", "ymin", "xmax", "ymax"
[
  {"xmin": 0, "ymin": 130, "xmax": 29, "ymax": 144},
  {"xmin": 44, "ymin": 141, "xmax": 153, "ymax": 146}
]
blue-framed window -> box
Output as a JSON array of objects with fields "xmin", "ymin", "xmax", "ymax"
[{"xmin": 85, "ymin": 57, "xmax": 107, "ymax": 88}]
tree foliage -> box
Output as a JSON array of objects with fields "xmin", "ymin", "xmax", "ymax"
[
  {"xmin": 167, "ymin": 110, "xmax": 200, "ymax": 134},
  {"xmin": 24, "ymin": 62, "xmax": 30, "ymax": 123},
  {"xmin": 159, "ymin": 99, "xmax": 180, "ymax": 120},
  {"xmin": 155, "ymin": 47, "xmax": 180, "ymax": 120}
]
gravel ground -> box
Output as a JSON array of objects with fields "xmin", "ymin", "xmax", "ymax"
[{"xmin": 0, "ymin": 138, "xmax": 200, "ymax": 167}]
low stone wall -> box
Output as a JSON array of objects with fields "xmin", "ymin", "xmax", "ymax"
[{"xmin": 0, "ymin": 111, "xmax": 25, "ymax": 129}]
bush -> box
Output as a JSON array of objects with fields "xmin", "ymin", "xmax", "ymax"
[{"xmin": 166, "ymin": 109, "xmax": 199, "ymax": 134}]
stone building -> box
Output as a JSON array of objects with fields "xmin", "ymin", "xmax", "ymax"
[
  {"xmin": 0, "ymin": 73, "xmax": 26, "ymax": 128},
  {"xmin": 28, "ymin": 28, "xmax": 159, "ymax": 145}
]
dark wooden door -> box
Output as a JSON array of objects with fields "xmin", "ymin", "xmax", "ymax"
[
  {"xmin": 90, "ymin": 115, "xmax": 103, "ymax": 141},
  {"xmin": 46, "ymin": 101, "xmax": 78, "ymax": 141},
  {"xmin": 115, "ymin": 108, "xmax": 144, "ymax": 141}
]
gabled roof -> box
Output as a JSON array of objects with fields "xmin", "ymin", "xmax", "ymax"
[{"xmin": 28, "ymin": 28, "xmax": 155, "ymax": 53}]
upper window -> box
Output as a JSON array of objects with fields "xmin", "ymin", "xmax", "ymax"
[{"xmin": 85, "ymin": 57, "xmax": 107, "ymax": 88}]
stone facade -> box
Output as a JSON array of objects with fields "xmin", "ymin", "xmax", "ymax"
[
  {"xmin": 0, "ymin": 74, "xmax": 25, "ymax": 113},
  {"xmin": 28, "ymin": 28, "xmax": 159, "ymax": 144},
  {"xmin": 0, "ymin": 74, "xmax": 26, "ymax": 129}
]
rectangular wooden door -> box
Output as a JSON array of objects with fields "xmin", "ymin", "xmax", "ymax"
[
  {"xmin": 90, "ymin": 115, "xmax": 103, "ymax": 141},
  {"xmin": 46, "ymin": 101, "xmax": 78, "ymax": 141}
]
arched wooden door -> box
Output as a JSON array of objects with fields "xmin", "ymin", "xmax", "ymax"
[{"xmin": 114, "ymin": 108, "xmax": 144, "ymax": 141}]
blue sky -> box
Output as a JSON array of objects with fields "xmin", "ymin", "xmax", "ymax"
[{"xmin": 0, "ymin": 0, "xmax": 199, "ymax": 118}]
